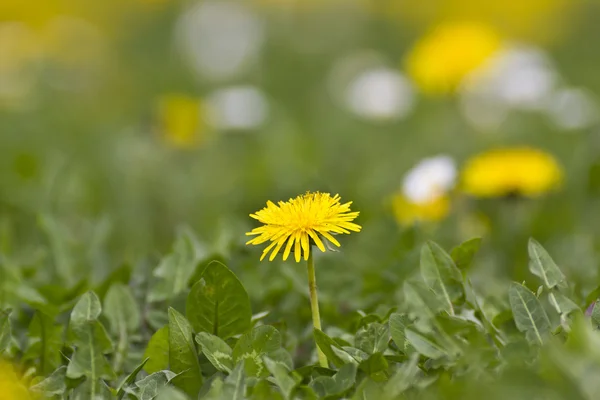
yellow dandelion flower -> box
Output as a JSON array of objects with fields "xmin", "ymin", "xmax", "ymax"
[
  {"xmin": 461, "ymin": 147, "xmax": 563, "ymax": 197},
  {"xmin": 405, "ymin": 22, "xmax": 502, "ymax": 95},
  {"xmin": 392, "ymin": 194, "xmax": 450, "ymax": 225},
  {"xmin": 246, "ymin": 192, "xmax": 361, "ymax": 262},
  {"xmin": 0, "ymin": 359, "xmax": 36, "ymax": 400},
  {"xmin": 157, "ymin": 94, "xmax": 207, "ymax": 149}
]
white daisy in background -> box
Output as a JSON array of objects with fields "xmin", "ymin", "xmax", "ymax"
[
  {"xmin": 345, "ymin": 67, "xmax": 414, "ymax": 121},
  {"xmin": 402, "ymin": 155, "xmax": 457, "ymax": 203},
  {"xmin": 544, "ymin": 87, "xmax": 598, "ymax": 131},
  {"xmin": 328, "ymin": 51, "xmax": 415, "ymax": 122},
  {"xmin": 176, "ymin": 1, "xmax": 264, "ymax": 81},
  {"xmin": 460, "ymin": 45, "xmax": 558, "ymax": 130},
  {"xmin": 206, "ymin": 85, "xmax": 269, "ymax": 131}
]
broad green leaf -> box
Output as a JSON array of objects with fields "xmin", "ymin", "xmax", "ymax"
[
  {"xmin": 30, "ymin": 366, "xmax": 67, "ymax": 397},
  {"xmin": 552, "ymin": 293, "xmax": 580, "ymax": 316},
  {"xmin": 358, "ymin": 352, "xmax": 389, "ymax": 382},
  {"xmin": 355, "ymin": 322, "xmax": 389, "ymax": 355},
  {"xmin": 0, "ymin": 308, "xmax": 11, "ymax": 353},
  {"xmin": 382, "ymin": 353, "xmax": 420, "ymax": 396},
  {"xmin": 420, "ymin": 241, "xmax": 463, "ymax": 315},
  {"xmin": 313, "ymin": 329, "xmax": 352, "ymax": 368},
  {"xmin": 186, "ymin": 261, "xmax": 252, "ymax": 340},
  {"xmin": 168, "ymin": 307, "xmax": 203, "ymax": 397},
  {"xmin": 528, "ymin": 238, "xmax": 566, "ymax": 289},
  {"xmin": 149, "ymin": 229, "xmax": 200, "ymax": 302},
  {"xmin": 264, "ymin": 357, "xmax": 302, "ymax": 399},
  {"xmin": 404, "ymin": 328, "xmax": 447, "ymax": 359},
  {"xmin": 222, "ymin": 363, "xmax": 247, "ymax": 400},
  {"xmin": 591, "ymin": 301, "xmax": 600, "ymax": 329},
  {"xmin": 66, "ymin": 292, "xmax": 115, "ymax": 383},
  {"xmin": 195, "ymin": 332, "xmax": 234, "ymax": 373},
  {"xmin": 450, "ymin": 237, "xmax": 482, "ymax": 272},
  {"xmin": 233, "ymin": 325, "xmax": 281, "ymax": 377},
  {"xmin": 116, "ymin": 357, "xmax": 148, "ymax": 399},
  {"xmin": 134, "ymin": 370, "xmax": 178, "ymax": 400},
  {"xmin": 144, "ymin": 325, "xmax": 169, "ymax": 374},
  {"xmin": 156, "ymin": 386, "xmax": 190, "ymax": 400},
  {"xmin": 508, "ymin": 283, "xmax": 551, "ymax": 345},
  {"xmin": 71, "ymin": 378, "xmax": 113, "ymax": 400},
  {"xmin": 249, "ymin": 378, "xmax": 287, "ymax": 400},
  {"xmin": 310, "ymin": 363, "xmax": 357, "ymax": 398},
  {"xmin": 24, "ymin": 311, "xmax": 63, "ymax": 375},
  {"xmin": 104, "ymin": 283, "xmax": 140, "ymax": 373},
  {"xmin": 389, "ymin": 313, "xmax": 411, "ymax": 352}
]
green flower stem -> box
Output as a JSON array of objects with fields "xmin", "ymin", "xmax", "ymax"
[{"xmin": 307, "ymin": 250, "xmax": 328, "ymax": 368}]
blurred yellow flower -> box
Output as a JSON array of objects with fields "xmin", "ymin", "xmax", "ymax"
[
  {"xmin": 0, "ymin": 359, "xmax": 36, "ymax": 400},
  {"xmin": 461, "ymin": 147, "xmax": 563, "ymax": 197},
  {"xmin": 158, "ymin": 94, "xmax": 207, "ymax": 149},
  {"xmin": 246, "ymin": 192, "xmax": 361, "ymax": 262},
  {"xmin": 405, "ymin": 22, "xmax": 502, "ymax": 95},
  {"xmin": 392, "ymin": 194, "xmax": 450, "ymax": 225}
]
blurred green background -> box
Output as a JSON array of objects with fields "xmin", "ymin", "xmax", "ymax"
[{"xmin": 2, "ymin": 0, "xmax": 600, "ymax": 324}]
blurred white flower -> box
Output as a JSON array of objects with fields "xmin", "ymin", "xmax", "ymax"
[
  {"xmin": 545, "ymin": 87, "xmax": 598, "ymax": 131},
  {"xmin": 460, "ymin": 45, "xmax": 558, "ymax": 130},
  {"xmin": 176, "ymin": 1, "xmax": 264, "ymax": 81},
  {"xmin": 206, "ymin": 86, "xmax": 269, "ymax": 131},
  {"xmin": 402, "ymin": 155, "xmax": 457, "ymax": 203},
  {"xmin": 345, "ymin": 67, "xmax": 414, "ymax": 121}
]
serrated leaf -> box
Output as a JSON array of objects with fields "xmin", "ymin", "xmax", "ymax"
[
  {"xmin": 186, "ymin": 261, "xmax": 252, "ymax": 340},
  {"xmin": 263, "ymin": 357, "xmax": 301, "ymax": 400},
  {"xmin": 144, "ymin": 326, "xmax": 169, "ymax": 374},
  {"xmin": 30, "ymin": 366, "xmax": 67, "ymax": 397},
  {"xmin": 404, "ymin": 328, "xmax": 447, "ymax": 359},
  {"xmin": 233, "ymin": 325, "xmax": 281, "ymax": 377},
  {"xmin": 450, "ymin": 237, "xmax": 482, "ymax": 272},
  {"xmin": 355, "ymin": 322, "xmax": 389, "ymax": 355},
  {"xmin": 508, "ymin": 283, "xmax": 551, "ymax": 345},
  {"xmin": 309, "ymin": 363, "xmax": 357, "ymax": 398},
  {"xmin": 24, "ymin": 311, "xmax": 63, "ymax": 375},
  {"xmin": 168, "ymin": 308, "xmax": 203, "ymax": 397},
  {"xmin": 528, "ymin": 238, "xmax": 566, "ymax": 289},
  {"xmin": 420, "ymin": 241, "xmax": 463, "ymax": 315},
  {"xmin": 195, "ymin": 332, "xmax": 234, "ymax": 373},
  {"xmin": 116, "ymin": 357, "xmax": 148, "ymax": 399},
  {"xmin": 389, "ymin": 313, "xmax": 411, "ymax": 352},
  {"xmin": 104, "ymin": 283, "xmax": 140, "ymax": 373}
]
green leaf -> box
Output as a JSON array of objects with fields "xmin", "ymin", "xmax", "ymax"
[
  {"xmin": 133, "ymin": 370, "xmax": 178, "ymax": 400},
  {"xmin": 310, "ymin": 363, "xmax": 357, "ymax": 398},
  {"xmin": 389, "ymin": 313, "xmax": 411, "ymax": 353},
  {"xmin": 591, "ymin": 301, "xmax": 600, "ymax": 329},
  {"xmin": 104, "ymin": 283, "xmax": 140, "ymax": 373},
  {"xmin": 144, "ymin": 325, "xmax": 170, "ymax": 374},
  {"xmin": 116, "ymin": 357, "xmax": 148, "ymax": 399},
  {"xmin": 149, "ymin": 229, "xmax": 200, "ymax": 302},
  {"xmin": 0, "ymin": 308, "xmax": 12, "ymax": 353},
  {"xmin": 30, "ymin": 366, "xmax": 67, "ymax": 397},
  {"xmin": 355, "ymin": 322, "xmax": 389, "ymax": 355},
  {"xmin": 404, "ymin": 328, "xmax": 447, "ymax": 359},
  {"xmin": 222, "ymin": 362, "xmax": 247, "ymax": 400},
  {"xmin": 528, "ymin": 238, "xmax": 566, "ymax": 289},
  {"xmin": 420, "ymin": 241, "xmax": 463, "ymax": 315},
  {"xmin": 66, "ymin": 292, "xmax": 115, "ymax": 384},
  {"xmin": 313, "ymin": 329, "xmax": 354, "ymax": 368},
  {"xmin": 264, "ymin": 357, "xmax": 302, "ymax": 399},
  {"xmin": 382, "ymin": 353, "xmax": 420, "ymax": 396},
  {"xmin": 450, "ymin": 237, "xmax": 482, "ymax": 272},
  {"xmin": 233, "ymin": 325, "xmax": 282, "ymax": 377},
  {"xmin": 186, "ymin": 261, "xmax": 252, "ymax": 340},
  {"xmin": 195, "ymin": 332, "xmax": 234, "ymax": 373},
  {"xmin": 508, "ymin": 283, "xmax": 551, "ymax": 345},
  {"xmin": 358, "ymin": 352, "xmax": 389, "ymax": 382},
  {"xmin": 156, "ymin": 386, "xmax": 190, "ymax": 400},
  {"xmin": 24, "ymin": 311, "xmax": 63, "ymax": 375},
  {"xmin": 168, "ymin": 307, "xmax": 203, "ymax": 397}
]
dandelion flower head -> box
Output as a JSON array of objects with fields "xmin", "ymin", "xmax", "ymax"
[
  {"xmin": 246, "ymin": 192, "xmax": 361, "ymax": 262},
  {"xmin": 405, "ymin": 22, "xmax": 502, "ymax": 94},
  {"xmin": 0, "ymin": 359, "xmax": 36, "ymax": 400},
  {"xmin": 461, "ymin": 147, "xmax": 562, "ymax": 197}
]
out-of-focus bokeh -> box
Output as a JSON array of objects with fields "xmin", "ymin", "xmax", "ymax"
[{"xmin": 2, "ymin": 0, "xmax": 600, "ymax": 302}]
